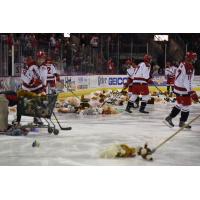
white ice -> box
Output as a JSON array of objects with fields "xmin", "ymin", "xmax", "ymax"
[{"xmin": 0, "ymin": 102, "xmax": 200, "ymax": 166}]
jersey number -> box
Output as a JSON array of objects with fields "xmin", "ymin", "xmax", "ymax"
[
  {"xmin": 47, "ymin": 66, "xmax": 51, "ymax": 74},
  {"xmin": 175, "ymin": 69, "xmax": 181, "ymax": 80}
]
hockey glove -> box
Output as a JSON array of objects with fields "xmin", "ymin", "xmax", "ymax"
[
  {"xmin": 147, "ymin": 79, "xmax": 154, "ymax": 84},
  {"xmin": 189, "ymin": 91, "xmax": 199, "ymax": 102},
  {"xmin": 123, "ymin": 77, "xmax": 133, "ymax": 89},
  {"xmin": 55, "ymin": 74, "xmax": 60, "ymax": 82}
]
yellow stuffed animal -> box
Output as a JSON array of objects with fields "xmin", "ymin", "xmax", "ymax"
[
  {"xmin": 100, "ymin": 144, "xmax": 136, "ymax": 158},
  {"xmin": 102, "ymin": 105, "xmax": 118, "ymax": 114},
  {"xmin": 66, "ymin": 97, "xmax": 80, "ymax": 107}
]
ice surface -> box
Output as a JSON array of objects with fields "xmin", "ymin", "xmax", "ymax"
[{"xmin": 0, "ymin": 102, "xmax": 200, "ymax": 166}]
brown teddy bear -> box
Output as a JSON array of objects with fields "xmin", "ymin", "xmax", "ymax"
[{"xmin": 100, "ymin": 144, "xmax": 137, "ymax": 158}]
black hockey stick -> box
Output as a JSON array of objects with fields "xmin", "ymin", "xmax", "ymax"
[
  {"xmin": 52, "ymin": 112, "xmax": 72, "ymax": 130},
  {"xmin": 100, "ymin": 91, "xmax": 121, "ymax": 108},
  {"xmin": 152, "ymin": 82, "xmax": 172, "ymax": 102},
  {"xmin": 65, "ymin": 78, "xmax": 81, "ymax": 99}
]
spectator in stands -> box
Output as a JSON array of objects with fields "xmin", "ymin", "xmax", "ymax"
[
  {"xmin": 50, "ymin": 34, "xmax": 56, "ymax": 48},
  {"xmin": 6, "ymin": 33, "xmax": 13, "ymax": 48},
  {"xmin": 107, "ymin": 58, "xmax": 115, "ymax": 75},
  {"xmin": 125, "ymin": 57, "xmax": 133, "ymax": 67},
  {"xmin": 54, "ymin": 38, "xmax": 62, "ymax": 58},
  {"xmin": 158, "ymin": 67, "xmax": 164, "ymax": 75},
  {"xmin": 80, "ymin": 34, "xmax": 87, "ymax": 49},
  {"xmin": 30, "ymin": 34, "xmax": 37, "ymax": 50},
  {"xmin": 90, "ymin": 35, "xmax": 99, "ymax": 48},
  {"xmin": 152, "ymin": 64, "xmax": 160, "ymax": 76}
]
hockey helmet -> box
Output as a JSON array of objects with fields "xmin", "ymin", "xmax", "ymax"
[
  {"xmin": 36, "ymin": 51, "xmax": 46, "ymax": 65},
  {"xmin": 36, "ymin": 51, "xmax": 46, "ymax": 59},
  {"xmin": 185, "ymin": 52, "xmax": 197, "ymax": 63}
]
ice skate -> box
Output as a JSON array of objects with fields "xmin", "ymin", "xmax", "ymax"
[
  {"xmin": 179, "ymin": 121, "xmax": 191, "ymax": 129},
  {"xmin": 164, "ymin": 116, "xmax": 174, "ymax": 128},
  {"xmin": 125, "ymin": 101, "xmax": 133, "ymax": 113},
  {"xmin": 139, "ymin": 102, "xmax": 149, "ymax": 114}
]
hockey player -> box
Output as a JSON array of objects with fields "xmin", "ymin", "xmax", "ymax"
[
  {"xmin": 125, "ymin": 54, "xmax": 153, "ymax": 113},
  {"xmin": 123, "ymin": 59, "xmax": 139, "ymax": 111},
  {"xmin": 18, "ymin": 53, "xmax": 48, "ymax": 125},
  {"xmin": 165, "ymin": 52, "xmax": 199, "ymax": 128},
  {"xmin": 45, "ymin": 57, "xmax": 60, "ymax": 94},
  {"xmin": 124, "ymin": 59, "xmax": 136, "ymax": 97},
  {"xmin": 165, "ymin": 61, "xmax": 177, "ymax": 96},
  {"xmin": 21, "ymin": 56, "xmax": 44, "ymax": 93}
]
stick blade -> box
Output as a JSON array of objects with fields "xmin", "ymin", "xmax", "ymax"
[{"xmin": 61, "ymin": 127, "xmax": 72, "ymax": 131}]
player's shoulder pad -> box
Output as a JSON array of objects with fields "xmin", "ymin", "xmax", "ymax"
[
  {"xmin": 29, "ymin": 64, "xmax": 38, "ymax": 70},
  {"xmin": 127, "ymin": 67, "xmax": 134, "ymax": 76},
  {"xmin": 138, "ymin": 62, "xmax": 145, "ymax": 67}
]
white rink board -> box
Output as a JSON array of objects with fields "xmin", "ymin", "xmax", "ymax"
[
  {"xmin": 0, "ymin": 75, "xmax": 200, "ymax": 91},
  {"xmin": 61, "ymin": 75, "xmax": 200, "ymax": 90}
]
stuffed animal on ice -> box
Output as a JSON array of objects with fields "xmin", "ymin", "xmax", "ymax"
[
  {"xmin": 57, "ymin": 103, "xmax": 77, "ymax": 113},
  {"xmin": 137, "ymin": 143, "xmax": 153, "ymax": 161},
  {"xmin": 102, "ymin": 105, "xmax": 119, "ymax": 114},
  {"xmin": 100, "ymin": 144, "xmax": 137, "ymax": 158},
  {"xmin": 90, "ymin": 96, "xmax": 102, "ymax": 108},
  {"xmin": 65, "ymin": 96, "xmax": 80, "ymax": 107},
  {"xmin": 79, "ymin": 95, "xmax": 90, "ymax": 108},
  {"xmin": 116, "ymin": 95, "xmax": 127, "ymax": 106},
  {"xmin": 151, "ymin": 91, "xmax": 159, "ymax": 97},
  {"xmin": 78, "ymin": 107, "xmax": 100, "ymax": 115}
]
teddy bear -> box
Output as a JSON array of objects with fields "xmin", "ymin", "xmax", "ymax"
[
  {"xmin": 102, "ymin": 105, "xmax": 119, "ymax": 114},
  {"xmin": 65, "ymin": 96, "xmax": 80, "ymax": 107},
  {"xmin": 100, "ymin": 144, "xmax": 137, "ymax": 158}
]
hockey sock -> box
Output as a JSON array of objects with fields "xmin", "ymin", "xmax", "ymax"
[
  {"xmin": 169, "ymin": 106, "xmax": 181, "ymax": 118},
  {"xmin": 167, "ymin": 86, "xmax": 170, "ymax": 94},
  {"xmin": 180, "ymin": 111, "xmax": 189, "ymax": 122},
  {"xmin": 139, "ymin": 101, "xmax": 149, "ymax": 113}
]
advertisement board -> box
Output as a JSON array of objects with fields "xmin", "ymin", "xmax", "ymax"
[{"xmin": 0, "ymin": 75, "xmax": 199, "ymax": 91}]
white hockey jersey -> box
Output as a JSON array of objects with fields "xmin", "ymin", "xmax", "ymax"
[
  {"xmin": 132, "ymin": 62, "xmax": 151, "ymax": 84},
  {"xmin": 46, "ymin": 63, "xmax": 57, "ymax": 81},
  {"xmin": 165, "ymin": 66, "xmax": 177, "ymax": 78},
  {"xmin": 21, "ymin": 64, "xmax": 43, "ymax": 92},
  {"xmin": 39, "ymin": 64, "xmax": 48, "ymax": 86},
  {"xmin": 127, "ymin": 66, "xmax": 136, "ymax": 79},
  {"xmin": 174, "ymin": 62, "xmax": 194, "ymax": 95}
]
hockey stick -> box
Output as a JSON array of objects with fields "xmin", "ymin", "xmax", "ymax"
[
  {"xmin": 138, "ymin": 113, "xmax": 200, "ymax": 160},
  {"xmin": 152, "ymin": 82, "xmax": 172, "ymax": 102},
  {"xmin": 151, "ymin": 113, "xmax": 200, "ymax": 153},
  {"xmin": 64, "ymin": 78, "xmax": 81, "ymax": 100},
  {"xmin": 100, "ymin": 91, "xmax": 121, "ymax": 108},
  {"xmin": 52, "ymin": 112, "xmax": 72, "ymax": 130}
]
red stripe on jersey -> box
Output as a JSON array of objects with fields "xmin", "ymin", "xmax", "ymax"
[
  {"xmin": 174, "ymin": 85, "xmax": 187, "ymax": 91},
  {"xmin": 134, "ymin": 77, "xmax": 147, "ymax": 82}
]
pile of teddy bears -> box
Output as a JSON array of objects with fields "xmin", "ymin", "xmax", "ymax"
[
  {"xmin": 56, "ymin": 89, "xmax": 175, "ymax": 115},
  {"xmin": 57, "ymin": 90, "xmax": 128, "ymax": 115}
]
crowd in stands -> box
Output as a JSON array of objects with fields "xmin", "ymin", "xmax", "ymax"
[{"xmin": 1, "ymin": 33, "xmax": 200, "ymax": 76}]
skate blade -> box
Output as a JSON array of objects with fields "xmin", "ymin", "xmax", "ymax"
[{"xmin": 163, "ymin": 120, "xmax": 174, "ymax": 128}]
